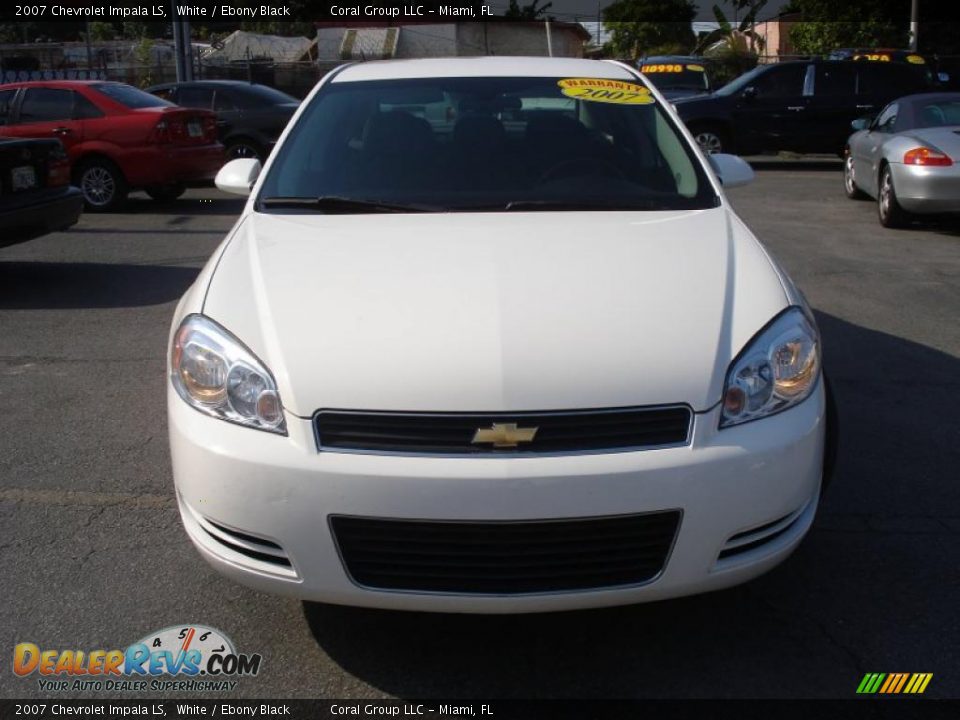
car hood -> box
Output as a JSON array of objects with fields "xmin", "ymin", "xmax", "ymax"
[
  {"xmin": 202, "ymin": 209, "xmax": 789, "ymax": 416},
  {"xmin": 659, "ymin": 88, "xmax": 711, "ymax": 100}
]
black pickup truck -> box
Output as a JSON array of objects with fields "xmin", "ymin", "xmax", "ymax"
[{"xmin": 0, "ymin": 137, "xmax": 83, "ymax": 248}]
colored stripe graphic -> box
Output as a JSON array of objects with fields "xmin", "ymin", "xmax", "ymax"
[{"xmin": 857, "ymin": 672, "xmax": 932, "ymax": 694}]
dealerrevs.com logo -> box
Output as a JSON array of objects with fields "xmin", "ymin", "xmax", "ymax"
[{"xmin": 13, "ymin": 625, "xmax": 262, "ymax": 692}]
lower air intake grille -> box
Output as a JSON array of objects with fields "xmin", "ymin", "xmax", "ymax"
[
  {"xmin": 330, "ymin": 512, "xmax": 681, "ymax": 594},
  {"xmin": 315, "ymin": 406, "xmax": 692, "ymax": 455}
]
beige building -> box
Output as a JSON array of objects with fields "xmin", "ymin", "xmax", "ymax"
[
  {"xmin": 753, "ymin": 12, "xmax": 803, "ymax": 61},
  {"xmin": 313, "ymin": 21, "xmax": 591, "ymax": 62}
]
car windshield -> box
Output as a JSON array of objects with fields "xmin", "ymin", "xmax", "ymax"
[
  {"xmin": 714, "ymin": 66, "xmax": 766, "ymax": 96},
  {"xmin": 914, "ymin": 97, "xmax": 960, "ymax": 127},
  {"xmin": 257, "ymin": 76, "xmax": 718, "ymax": 213},
  {"xmin": 641, "ymin": 63, "xmax": 709, "ymax": 92},
  {"xmin": 92, "ymin": 83, "xmax": 173, "ymax": 108}
]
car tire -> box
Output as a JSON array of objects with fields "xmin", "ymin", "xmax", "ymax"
[
  {"xmin": 878, "ymin": 164, "xmax": 910, "ymax": 228},
  {"xmin": 225, "ymin": 139, "xmax": 265, "ymax": 163},
  {"xmin": 145, "ymin": 183, "xmax": 186, "ymax": 202},
  {"xmin": 690, "ymin": 124, "xmax": 729, "ymax": 155},
  {"xmin": 75, "ymin": 158, "xmax": 128, "ymax": 212},
  {"xmin": 843, "ymin": 154, "xmax": 868, "ymax": 199}
]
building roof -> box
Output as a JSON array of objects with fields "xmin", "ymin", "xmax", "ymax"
[
  {"xmin": 314, "ymin": 20, "xmax": 592, "ymax": 42},
  {"xmin": 333, "ymin": 56, "xmax": 634, "ymax": 83}
]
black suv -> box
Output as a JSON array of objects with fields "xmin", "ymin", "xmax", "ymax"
[
  {"xmin": 674, "ymin": 60, "xmax": 934, "ymax": 155},
  {"xmin": 146, "ymin": 80, "xmax": 299, "ymax": 163}
]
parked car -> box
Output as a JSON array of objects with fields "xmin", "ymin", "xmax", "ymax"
[
  {"xmin": 0, "ymin": 81, "xmax": 223, "ymax": 210},
  {"xmin": 168, "ymin": 57, "xmax": 834, "ymax": 613},
  {"xmin": 0, "ymin": 137, "xmax": 82, "ymax": 247},
  {"xmin": 844, "ymin": 92, "xmax": 960, "ymax": 227},
  {"xmin": 146, "ymin": 80, "xmax": 299, "ymax": 163},
  {"xmin": 639, "ymin": 56, "xmax": 712, "ymax": 99},
  {"xmin": 828, "ymin": 48, "xmax": 946, "ymax": 87},
  {"xmin": 674, "ymin": 60, "xmax": 934, "ymax": 155}
]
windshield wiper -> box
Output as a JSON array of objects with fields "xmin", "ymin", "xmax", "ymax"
[
  {"xmin": 259, "ymin": 196, "xmax": 443, "ymax": 213},
  {"xmin": 502, "ymin": 199, "xmax": 675, "ymax": 212}
]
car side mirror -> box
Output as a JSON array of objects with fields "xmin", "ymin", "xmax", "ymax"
[
  {"xmin": 709, "ymin": 153, "xmax": 754, "ymax": 188},
  {"xmin": 741, "ymin": 86, "xmax": 758, "ymax": 101},
  {"xmin": 850, "ymin": 117, "xmax": 871, "ymax": 131},
  {"xmin": 215, "ymin": 158, "xmax": 261, "ymax": 197}
]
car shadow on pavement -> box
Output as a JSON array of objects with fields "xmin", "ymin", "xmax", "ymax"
[
  {"xmin": 745, "ymin": 158, "xmax": 843, "ymax": 172},
  {"xmin": 301, "ymin": 312, "xmax": 960, "ymax": 698},
  {"xmin": 0, "ymin": 262, "xmax": 198, "ymax": 309},
  {"xmin": 122, "ymin": 194, "xmax": 246, "ymax": 216}
]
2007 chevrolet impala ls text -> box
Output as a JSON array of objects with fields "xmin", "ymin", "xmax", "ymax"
[{"xmin": 167, "ymin": 57, "xmax": 836, "ymax": 613}]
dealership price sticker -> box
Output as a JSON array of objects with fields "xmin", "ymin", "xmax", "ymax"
[{"xmin": 558, "ymin": 78, "xmax": 655, "ymax": 105}]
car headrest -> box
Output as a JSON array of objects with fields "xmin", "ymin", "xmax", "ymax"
[{"xmin": 363, "ymin": 111, "xmax": 435, "ymax": 155}]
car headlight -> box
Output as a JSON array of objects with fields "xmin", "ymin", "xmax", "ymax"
[
  {"xmin": 720, "ymin": 307, "xmax": 820, "ymax": 428},
  {"xmin": 170, "ymin": 314, "xmax": 286, "ymax": 434}
]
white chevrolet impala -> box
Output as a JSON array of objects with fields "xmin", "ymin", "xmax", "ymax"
[{"xmin": 168, "ymin": 57, "xmax": 834, "ymax": 613}]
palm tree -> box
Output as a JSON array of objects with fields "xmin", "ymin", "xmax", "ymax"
[{"xmin": 694, "ymin": 1, "xmax": 767, "ymax": 55}]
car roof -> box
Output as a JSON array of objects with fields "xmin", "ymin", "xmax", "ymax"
[
  {"xmin": 0, "ymin": 80, "xmax": 107, "ymax": 86},
  {"xmin": 897, "ymin": 91, "xmax": 960, "ymax": 104},
  {"xmin": 0, "ymin": 80, "xmax": 120, "ymax": 90},
  {"xmin": 152, "ymin": 80, "xmax": 259, "ymax": 88},
  {"xmin": 641, "ymin": 56, "xmax": 705, "ymax": 63},
  {"xmin": 332, "ymin": 57, "xmax": 636, "ymax": 83}
]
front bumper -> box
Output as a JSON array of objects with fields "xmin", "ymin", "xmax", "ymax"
[
  {"xmin": 890, "ymin": 162, "xmax": 960, "ymax": 214},
  {"xmin": 169, "ymin": 383, "xmax": 825, "ymax": 613}
]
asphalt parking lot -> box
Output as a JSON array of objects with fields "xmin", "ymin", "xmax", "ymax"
[{"xmin": 1, "ymin": 163, "xmax": 958, "ymax": 700}]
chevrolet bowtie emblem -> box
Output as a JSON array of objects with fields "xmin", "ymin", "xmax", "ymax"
[{"xmin": 471, "ymin": 422, "xmax": 539, "ymax": 448}]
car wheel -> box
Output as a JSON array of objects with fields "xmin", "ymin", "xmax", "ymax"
[
  {"xmin": 843, "ymin": 154, "xmax": 868, "ymax": 199},
  {"xmin": 225, "ymin": 140, "xmax": 264, "ymax": 163},
  {"xmin": 76, "ymin": 158, "xmax": 128, "ymax": 212},
  {"xmin": 145, "ymin": 183, "xmax": 186, "ymax": 202},
  {"xmin": 878, "ymin": 164, "xmax": 910, "ymax": 228},
  {"xmin": 691, "ymin": 125, "xmax": 728, "ymax": 155}
]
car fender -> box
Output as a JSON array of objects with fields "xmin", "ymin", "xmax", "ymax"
[{"xmin": 70, "ymin": 140, "xmax": 124, "ymax": 169}]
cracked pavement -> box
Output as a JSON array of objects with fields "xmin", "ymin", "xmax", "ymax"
[{"xmin": 0, "ymin": 174, "xmax": 958, "ymax": 699}]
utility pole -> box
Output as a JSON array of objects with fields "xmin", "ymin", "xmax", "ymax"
[
  {"xmin": 909, "ymin": 0, "xmax": 919, "ymax": 51},
  {"xmin": 85, "ymin": 20, "xmax": 92, "ymax": 71},
  {"xmin": 545, "ymin": 20, "xmax": 554, "ymax": 57},
  {"xmin": 171, "ymin": 1, "xmax": 193, "ymax": 82}
]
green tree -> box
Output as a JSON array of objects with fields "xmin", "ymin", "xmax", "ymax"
[
  {"xmin": 504, "ymin": 0, "xmax": 553, "ymax": 19},
  {"xmin": 87, "ymin": 22, "xmax": 115, "ymax": 42},
  {"xmin": 787, "ymin": 0, "xmax": 906, "ymax": 55},
  {"xmin": 133, "ymin": 37, "xmax": 155, "ymax": 88},
  {"xmin": 603, "ymin": 0, "xmax": 697, "ymax": 60}
]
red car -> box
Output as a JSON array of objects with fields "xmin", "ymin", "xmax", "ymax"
[{"xmin": 0, "ymin": 81, "xmax": 224, "ymax": 211}]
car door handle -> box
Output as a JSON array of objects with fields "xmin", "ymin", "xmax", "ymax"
[
  {"xmin": 786, "ymin": 106, "xmax": 805, "ymax": 111},
  {"xmin": 856, "ymin": 104, "xmax": 875, "ymax": 110},
  {"xmin": 52, "ymin": 127, "xmax": 73, "ymax": 135}
]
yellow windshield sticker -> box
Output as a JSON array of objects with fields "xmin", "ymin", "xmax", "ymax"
[
  {"xmin": 558, "ymin": 78, "xmax": 654, "ymax": 105},
  {"xmin": 641, "ymin": 64, "xmax": 684, "ymax": 73},
  {"xmin": 854, "ymin": 53, "xmax": 891, "ymax": 62},
  {"xmin": 906, "ymin": 54, "xmax": 926, "ymax": 64},
  {"xmin": 686, "ymin": 64, "xmax": 705, "ymax": 72}
]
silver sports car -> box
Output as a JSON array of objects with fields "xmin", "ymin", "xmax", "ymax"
[{"xmin": 844, "ymin": 92, "xmax": 960, "ymax": 227}]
